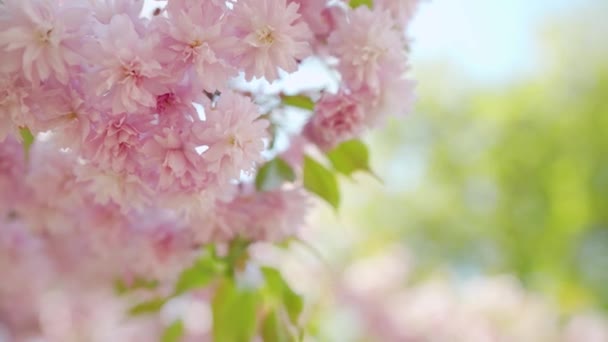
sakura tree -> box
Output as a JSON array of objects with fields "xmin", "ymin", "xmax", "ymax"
[{"xmin": 0, "ymin": 0, "xmax": 418, "ymax": 340}]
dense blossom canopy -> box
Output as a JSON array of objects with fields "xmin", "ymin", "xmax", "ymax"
[{"xmin": 0, "ymin": 0, "xmax": 419, "ymax": 340}]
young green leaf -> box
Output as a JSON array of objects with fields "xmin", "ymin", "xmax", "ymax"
[
  {"xmin": 174, "ymin": 255, "xmax": 226, "ymax": 295},
  {"xmin": 19, "ymin": 127, "xmax": 34, "ymax": 158},
  {"xmin": 223, "ymin": 237, "xmax": 251, "ymax": 276},
  {"xmin": 114, "ymin": 277, "xmax": 159, "ymax": 295},
  {"xmin": 261, "ymin": 267, "xmax": 304, "ymax": 325},
  {"xmin": 350, "ymin": 0, "xmax": 373, "ymax": 9},
  {"xmin": 303, "ymin": 156, "xmax": 340, "ymax": 209},
  {"xmin": 261, "ymin": 310, "xmax": 292, "ymax": 342},
  {"xmin": 326, "ymin": 139, "xmax": 376, "ymax": 178},
  {"xmin": 282, "ymin": 94, "xmax": 315, "ymax": 111},
  {"xmin": 162, "ymin": 320, "xmax": 184, "ymax": 342},
  {"xmin": 255, "ymin": 157, "xmax": 296, "ymax": 191},
  {"xmin": 212, "ymin": 279, "xmax": 260, "ymax": 342},
  {"xmin": 128, "ymin": 297, "xmax": 167, "ymax": 316}
]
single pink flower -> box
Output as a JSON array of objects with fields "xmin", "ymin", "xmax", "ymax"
[
  {"xmin": 193, "ymin": 91, "xmax": 269, "ymax": 183},
  {"xmin": 84, "ymin": 114, "xmax": 143, "ymax": 173},
  {"xmin": 28, "ymin": 81, "xmax": 96, "ymax": 149},
  {"xmin": 93, "ymin": 14, "xmax": 166, "ymax": 114},
  {"xmin": 328, "ymin": 7, "xmax": 407, "ymax": 92},
  {"xmin": 0, "ymin": 0, "xmax": 89, "ymax": 84},
  {"xmin": 303, "ymin": 91, "xmax": 366, "ymax": 150},
  {"xmin": 154, "ymin": 91, "xmax": 197, "ymax": 128},
  {"xmin": 162, "ymin": 2, "xmax": 237, "ymax": 92},
  {"xmin": 141, "ymin": 127, "xmax": 208, "ymax": 192},
  {"xmin": 229, "ymin": 0, "xmax": 313, "ymax": 81},
  {"xmin": 152, "ymin": 72, "xmax": 207, "ymax": 125}
]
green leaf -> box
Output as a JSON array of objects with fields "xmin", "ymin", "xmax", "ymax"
[
  {"xmin": 261, "ymin": 267, "xmax": 304, "ymax": 325},
  {"xmin": 114, "ymin": 277, "xmax": 159, "ymax": 295},
  {"xmin": 261, "ymin": 310, "xmax": 291, "ymax": 342},
  {"xmin": 162, "ymin": 320, "xmax": 184, "ymax": 342},
  {"xmin": 223, "ymin": 237, "xmax": 251, "ymax": 276},
  {"xmin": 327, "ymin": 139, "xmax": 377, "ymax": 178},
  {"xmin": 284, "ymin": 292, "xmax": 304, "ymax": 327},
  {"xmin": 282, "ymin": 95, "xmax": 314, "ymax": 111},
  {"xmin": 114, "ymin": 279, "xmax": 129, "ymax": 295},
  {"xmin": 19, "ymin": 127, "xmax": 34, "ymax": 158},
  {"xmin": 174, "ymin": 251, "xmax": 226, "ymax": 295},
  {"xmin": 174, "ymin": 264, "xmax": 218, "ymax": 295},
  {"xmin": 349, "ymin": 0, "xmax": 373, "ymax": 9},
  {"xmin": 256, "ymin": 157, "xmax": 296, "ymax": 191},
  {"xmin": 212, "ymin": 279, "xmax": 260, "ymax": 342},
  {"xmin": 128, "ymin": 297, "xmax": 167, "ymax": 316},
  {"xmin": 303, "ymin": 156, "xmax": 340, "ymax": 209}
]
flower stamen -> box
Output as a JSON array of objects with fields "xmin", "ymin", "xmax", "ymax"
[{"xmin": 255, "ymin": 25, "xmax": 275, "ymax": 45}]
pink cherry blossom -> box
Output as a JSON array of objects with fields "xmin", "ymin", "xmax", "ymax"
[
  {"xmin": 214, "ymin": 185, "xmax": 309, "ymax": 241},
  {"xmin": 0, "ymin": 0, "xmax": 89, "ymax": 84},
  {"xmin": 142, "ymin": 127, "xmax": 208, "ymax": 192},
  {"xmin": 161, "ymin": 1, "xmax": 237, "ymax": 92},
  {"xmin": 153, "ymin": 76, "xmax": 204, "ymax": 126},
  {"xmin": 194, "ymin": 91, "xmax": 269, "ymax": 183},
  {"xmin": 83, "ymin": 114, "xmax": 144, "ymax": 173},
  {"xmin": 93, "ymin": 14, "xmax": 167, "ymax": 114},
  {"xmin": 375, "ymin": 0, "xmax": 422, "ymax": 25},
  {"xmin": 288, "ymin": 0, "xmax": 338, "ymax": 42},
  {"xmin": 229, "ymin": 0, "xmax": 313, "ymax": 81},
  {"xmin": 368, "ymin": 73, "xmax": 416, "ymax": 126},
  {"xmin": 22, "ymin": 141, "xmax": 88, "ymax": 233},
  {"xmin": 90, "ymin": 0, "xmax": 145, "ymax": 25},
  {"xmin": 280, "ymin": 134, "xmax": 306, "ymax": 171},
  {"xmin": 75, "ymin": 164, "xmax": 153, "ymax": 211},
  {"xmin": 29, "ymin": 81, "xmax": 96, "ymax": 149},
  {"xmin": 303, "ymin": 90, "xmax": 366, "ymax": 150},
  {"xmin": 249, "ymin": 187, "xmax": 310, "ymax": 241},
  {"xmin": 328, "ymin": 6, "xmax": 407, "ymax": 92},
  {"xmin": 154, "ymin": 91, "xmax": 196, "ymax": 127},
  {"xmin": 0, "ymin": 137, "xmax": 27, "ymax": 212}
]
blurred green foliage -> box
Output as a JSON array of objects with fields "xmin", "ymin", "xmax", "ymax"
[{"xmin": 345, "ymin": 5, "xmax": 608, "ymax": 313}]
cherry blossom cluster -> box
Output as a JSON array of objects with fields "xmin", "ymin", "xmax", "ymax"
[
  {"xmin": 0, "ymin": 0, "xmax": 419, "ymax": 339},
  {"xmin": 1, "ymin": 0, "xmax": 416, "ymax": 213}
]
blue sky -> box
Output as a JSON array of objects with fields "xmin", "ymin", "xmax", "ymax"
[{"xmin": 409, "ymin": 0, "xmax": 588, "ymax": 83}]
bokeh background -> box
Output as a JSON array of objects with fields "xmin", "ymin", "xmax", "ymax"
[{"xmin": 295, "ymin": 0, "xmax": 608, "ymax": 340}]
